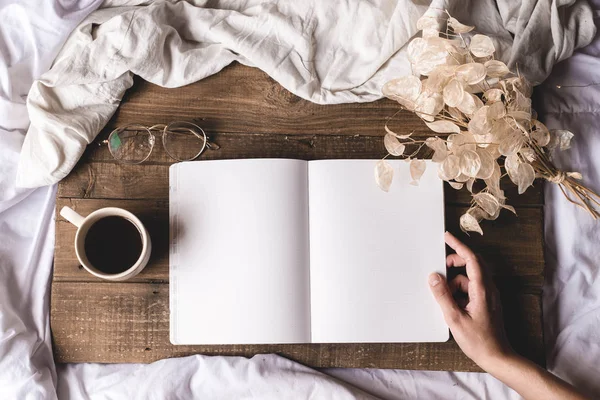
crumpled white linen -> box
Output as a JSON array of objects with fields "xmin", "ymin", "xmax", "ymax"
[
  {"xmin": 0, "ymin": 1, "xmax": 103, "ymax": 399},
  {"xmin": 534, "ymin": 4, "xmax": 600, "ymax": 392},
  {"xmin": 2, "ymin": 0, "xmax": 600, "ymax": 399},
  {"xmin": 15, "ymin": 0, "xmax": 595, "ymax": 188},
  {"xmin": 56, "ymin": 354, "xmax": 523, "ymax": 400},
  {"xmin": 56, "ymin": 354, "xmax": 382, "ymax": 400}
]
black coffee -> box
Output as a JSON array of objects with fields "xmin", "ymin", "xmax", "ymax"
[{"xmin": 84, "ymin": 216, "xmax": 143, "ymax": 274}]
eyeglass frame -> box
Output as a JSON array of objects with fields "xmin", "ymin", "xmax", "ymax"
[{"xmin": 101, "ymin": 121, "xmax": 219, "ymax": 164}]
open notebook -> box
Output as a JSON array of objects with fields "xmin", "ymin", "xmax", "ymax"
[{"xmin": 169, "ymin": 159, "xmax": 448, "ymax": 345}]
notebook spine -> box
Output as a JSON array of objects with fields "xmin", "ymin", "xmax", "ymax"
[{"xmin": 169, "ymin": 164, "xmax": 179, "ymax": 344}]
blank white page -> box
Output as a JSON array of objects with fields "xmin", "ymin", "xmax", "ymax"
[
  {"xmin": 170, "ymin": 159, "xmax": 310, "ymax": 344},
  {"xmin": 308, "ymin": 160, "xmax": 448, "ymax": 343}
]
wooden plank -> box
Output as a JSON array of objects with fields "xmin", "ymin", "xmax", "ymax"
[
  {"xmin": 58, "ymin": 154, "xmax": 543, "ymax": 206},
  {"xmin": 54, "ymin": 199, "xmax": 544, "ymax": 287},
  {"xmin": 50, "ymin": 281, "xmax": 544, "ymax": 369},
  {"xmin": 52, "ymin": 62, "xmax": 545, "ymax": 369},
  {"xmin": 108, "ymin": 63, "xmax": 428, "ymax": 137}
]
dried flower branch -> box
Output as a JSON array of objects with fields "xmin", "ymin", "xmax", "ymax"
[{"xmin": 377, "ymin": 11, "xmax": 600, "ymax": 234}]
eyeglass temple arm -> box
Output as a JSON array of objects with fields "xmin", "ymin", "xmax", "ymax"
[{"xmin": 206, "ymin": 139, "xmax": 220, "ymax": 150}]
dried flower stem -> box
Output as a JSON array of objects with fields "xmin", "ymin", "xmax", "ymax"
[
  {"xmin": 529, "ymin": 142, "xmax": 600, "ymax": 218},
  {"xmin": 379, "ymin": 11, "xmax": 600, "ymax": 233}
]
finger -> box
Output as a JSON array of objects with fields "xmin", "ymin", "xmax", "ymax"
[
  {"xmin": 446, "ymin": 253, "xmax": 466, "ymax": 268},
  {"xmin": 429, "ymin": 273, "xmax": 463, "ymax": 326},
  {"xmin": 444, "ymin": 231, "xmax": 476, "ymax": 262},
  {"xmin": 444, "ymin": 232, "xmax": 483, "ymax": 283},
  {"xmin": 448, "ymin": 274, "xmax": 469, "ymax": 294},
  {"xmin": 476, "ymin": 253, "xmax": 494, "ymax": 281}
]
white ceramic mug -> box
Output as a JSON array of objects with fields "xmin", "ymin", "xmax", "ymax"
[{"xmin": 60, "ymin": 206, "xmax": 152, "ymax": 281}]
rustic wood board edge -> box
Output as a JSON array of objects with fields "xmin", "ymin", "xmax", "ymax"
[
  {"xmin": 59, "ymin": 132, "xmax": 544, "ymax": 206},
  {"xmin": 50, "ymin": 281, "xmax": 544, "ymax": 370}
]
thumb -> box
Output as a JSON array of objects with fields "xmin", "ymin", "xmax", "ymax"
[{"xmin": 429, "ymin": 273, "xmax": 462, "ymax": 326}]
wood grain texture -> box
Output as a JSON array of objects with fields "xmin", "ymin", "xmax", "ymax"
[
  {"xmin": 52, "ymin": 63, "xmax": 546, "ymax": 369},
  {"xmin": 61, "ymin": 132, "xmax": 543, "ymax": 205},
  {"xmin": 50, "ymin": 281, "xmax": 544, "ymax": 370},
  {"xmin": 54, "ymin": 198, "xmax": 544, "ymax": 288},
  {"xmin": 108, "ymin": 64, "xmax": 428, "ymax": 137}
]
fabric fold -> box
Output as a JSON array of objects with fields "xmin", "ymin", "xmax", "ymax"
[{"xmin": 17, "ymin": 0, "xmax": 595, "ymax": 188}]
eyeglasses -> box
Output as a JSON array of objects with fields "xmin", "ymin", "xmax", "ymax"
[{"xmin": 102, "ymin": 121, "xmax": 219, "ymax": 164}]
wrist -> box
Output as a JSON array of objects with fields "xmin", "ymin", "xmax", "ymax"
[
  {"xmin": 477, "ymin": 348, "xmax": 520, "ymax": 374},
  {"xmin": 480, "ymin": 349, "xmax": 588, "ymax": 399}
]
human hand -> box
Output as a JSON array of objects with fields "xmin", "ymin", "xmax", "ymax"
[{"xmin": 428, "ymin": 231, "xmax": 514, "ymax": 370}]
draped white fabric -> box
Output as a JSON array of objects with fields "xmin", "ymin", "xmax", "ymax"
[
  {"xmin": 0, "ymin": 2, "xmax": 102, "ymax": 398},
  {"xmin": 1, "ymin": 0, "xmax": 599, "ymax": 399},
  {"xmin": 15, "ymin": 0, "xmax": 594, "ymax": 188}
]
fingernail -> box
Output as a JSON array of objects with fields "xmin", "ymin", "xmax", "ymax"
[{"xmin": 429, "ymin": 273, "xmax": 441, "ymax": 287}]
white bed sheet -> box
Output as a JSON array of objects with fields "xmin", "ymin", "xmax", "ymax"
[
  {"xmin": 1, "ymin": 0, "xmax": 599, "ymax": 399},
  {"xmin": 0, "ymin": 1, "xmax": 101, "ymax": 399}
]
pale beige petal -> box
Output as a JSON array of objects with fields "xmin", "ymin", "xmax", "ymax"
[
  {"xmin": 455, "ymin": 173, "xmax": 471, "ymax": 183},
  {"xmin": 468, "ymin": 106, "xmax": 491, "ymax": 136},
  {"xmin": 484, "ymin": 162, "xmax": 502, "ymax": 195},
  {"xmin": 447, "ymin": 16, "xmax": 474, "ymax": 33},
  {"xmin": 531, "ymin": 120, "xmax": 550, "ymax": 147},
  {"xmin": 375, "ymin": 160, "xmax": 394, "ymax": 192},
  {"xmin": 466, "ymin": 178, "xmax": 475, "ymax": 193},
  {"xmin": 484, "ymin": 60, "xmax": 510, "ymax": 78},
  {"xmin": 443, "ymin": 79, "xmax": 465, "ymax": 107},
  {"xmin": 446, "ymin": 133, "xmax": 465, "ymax": 152},
  {"xmin": 384, "ymin": 134, "xmax": 406, "ymax": 156},
  {"xmin": 409, "ymin": 159, "xmax": 427, "ymax": 185},
  {"xmin": 517, "ymin": 162, "xmax": 535, "ymax": 194},
  {"xmin": 470, "ymin": 34, "xmax": 495, "ymax": 57},
  {"xmin": 469, "ymin": 206, "xmax": 490, "ymax": 221},
  {"xmin": 425, "ymin": 120, "xmax": 461, "ymax": 133},
  {"xmin": 450, "ymin": 131, "xmax": 477, "ymax": 154},
  {"xmin": 487, "ymin": 101, "xmax": 506, "ymax": 119},
  {"xmin": 456, "ymin": 63, "xmax": 487, "ymax": 85},
  {"xmin": 423, "ymin": 68, "xmax": 452, "ymax": 93},
  {"xmin": 499, "ymin": 131, "xmax": 525, "ymax": 156},
  {"xmin": 384, "ymin": 124, "xmax": 414, "ymax": 139},
  {"xmin": 501, "ymin": 204, "xmax": 517, "ymax": 215},
  {"xmin": 475, "ymin": 149, "xmax": 495, "ymax": 179},
  {"xmin": 449, "ymin": 181, "xmax": 464, "ymax": 190},
  {"xmin": 407, "ymin": 38, "xmax": 427, "ymax": 64},
  {"xmin": 382, "ymin": 76, "xmax": 422, "ymax": 109},
  {"xmin": 460, "ymin": 211, "xmax": 483, "ymax": 235},
  {"xmin": 473, "ymin": 192, "xmax": 500, "ymax": 215},
  {"xmin": 505, "ymin": 153, "xmax": 521, "ymax": 185},
  {"xmin": 425, "ymin": 137, "xmax": 449, "ymax": 162},
  {"xmin": 484, "ymin": 88, "xmax": 504, "ymax": 103},
  {"xmin": 459, "ymin": 149, "xmax": 482, "ymax": 177},
  {"xmin": 439, "ymin": 154, "xmax": 460, "ymax": 180},
  {"xmin": 548, "ymin": 129, "xmax": 574, "ymax": 151},
  {"xmin": 520, "ymin": 147, "xmax": 536, "ymax": 162},
  {"xmin": 415, "ymin": 92, "xmax": 444, "ymax": 122},
  {"xmin": 416, "ymin": 14, "xmax": 440, "ymax": 31},
  {"xmin": 457, "ymin": 93, "xmax": 479, "ymax": 115}
]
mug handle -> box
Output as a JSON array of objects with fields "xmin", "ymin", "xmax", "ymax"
[{"xmin": 60, "ymin": 206, "xmax": 85, "ymax": 228}]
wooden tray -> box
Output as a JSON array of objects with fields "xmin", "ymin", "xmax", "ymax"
[{"xmin": 51, "ymin": 63, "xmax": 545, "ymax": 371}]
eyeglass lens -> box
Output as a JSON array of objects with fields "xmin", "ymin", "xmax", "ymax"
[
  {"xmin": 108, "ymin": 126, "xmax": 154, "ymax": 164},
  {"xmin": 163, "ymin": 121, "xmax": 207, "ymax": 161}
]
